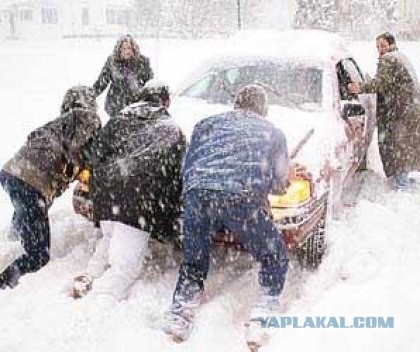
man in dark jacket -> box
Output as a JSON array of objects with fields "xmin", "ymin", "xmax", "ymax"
[
  {"xmin": 0, "ymin": 86, "xmax": 101, "ymax": 289},
  {"xmin": 349, "ymin": 32, "xmax": 420, "ymax": 190},
  {"xmin": 72, "ymin": 80, "xmax": 186, "ymax": 300},
  {"xmin": 163, "ymin": 85, "xmax": 308, "ymax": 343},
  {"xmin": 93, "ymin": 34, "xmax": 154, "ymax": 118}
]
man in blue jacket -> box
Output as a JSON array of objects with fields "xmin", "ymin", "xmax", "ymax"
[{"xmin": 163, "ymin": 84, "xmax": 308, "ymax": 343}]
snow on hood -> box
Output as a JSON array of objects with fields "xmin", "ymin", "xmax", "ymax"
[{"xmin": 267, "ymin": 105, "xmax": 342, "ymax": 177}]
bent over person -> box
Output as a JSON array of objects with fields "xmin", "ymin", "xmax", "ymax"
[
  {"xmin": 93, "ymin": 34, "xmax": 154, "ymax": 118},
  {"xmin": 72, "ymin": 80, "xmax": 186, "ymax": 300},
  {"xmin": 0, "ymin": 86, "xmax": 101, "ymax": 289},
  {"xmin": 163, "ymin": 85, "xmax": 309, "ymax": 344}
]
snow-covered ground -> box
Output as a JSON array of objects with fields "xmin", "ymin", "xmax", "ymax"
[{"xmin": 1, "ymin": 36, "xmax": 420, "ymax": 352}]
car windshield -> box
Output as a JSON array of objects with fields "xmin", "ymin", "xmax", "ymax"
[{"xmin": 181, "ymin": 62, "xmax": 323, "ymax": 111}]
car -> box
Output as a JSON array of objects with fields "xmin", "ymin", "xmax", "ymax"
[
  {"xmin": 73, "ymin": 30, "xmax": 376, "ymax": 269},
  {"xmin": 169, "ymin": 30, "xmax": 376, "ymax": 268}
]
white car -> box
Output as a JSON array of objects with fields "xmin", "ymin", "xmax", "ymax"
[{"xmin": 169, "ymin": 30, "xmax": 377, "ymax": 268}]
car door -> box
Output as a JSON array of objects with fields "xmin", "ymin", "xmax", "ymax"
[{"xmin": 336, "ymin": 58, "xmax": 376, "ymax": 170}]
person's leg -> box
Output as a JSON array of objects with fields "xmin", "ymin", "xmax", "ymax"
[
  {"xmin": 0, "ymin": 175, "xmax": 49, "ymax": 288},
  {"xmin": 223, "ymin": 196, "xmax": 288, "ymax": 345},
  {"xmin": 224, "ymin": 197, "xmax": 288, "ymax": 297},
  {"xmin": 174, "ymin": 190, "xmax": 217, "ymax": 300},
  {"xmin": 164, "ymin": 190, "xmax": 218, "ymax": 341},
  {"xmin": 11, "ymin": 186, "xmax": 50, "ymax": 275},
  {"xmin": 391, "ymin": 172, "xmax": 411, "ymax": 192},
  {"xmin": 86, "ymin": 225, "xmax": 112, "ymax": 279},
  {"xmin": 71, "ymin": 225, "xmax": 111, "ymax": 298},
  {"xmin": 91, "ymin": 221, "xmax": 150, "ymax": 300}
]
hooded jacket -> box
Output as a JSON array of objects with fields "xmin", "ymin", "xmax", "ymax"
[
  {"xmin": 86, "ymin": 101, "xmax": 186, "ymax": 243},
  {"xmin": 2, "ymin": 86, "xmax": 101, "ymax": 203}
]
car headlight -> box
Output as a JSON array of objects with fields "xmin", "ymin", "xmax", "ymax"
[
  {"xmin": 269, "ymin": 179, "xmax": 311, "ymax": 207},
  {"xmin": 78, "ymin": 169, "xmax": 91, "ymax": 183}
]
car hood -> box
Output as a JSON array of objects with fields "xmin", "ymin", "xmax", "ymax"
[{"xmin": 170, "ymin": 97, "xmax": 346, "ymax": 179}]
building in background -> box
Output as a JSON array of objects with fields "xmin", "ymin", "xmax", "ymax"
[
  {"xmin": 3, "ymin": 0, "xmax": 419, "ymax": 41},
  {"xmin": 0, "ymin": 0, "xmax": 137, "ymax": 40},
  {"xmin": 134, "ymin": 0, "xmax": 296, "ymax": 39},
  {"xmin": 0, "ymin": 0, "xmax": 296, "ymax": 40}
]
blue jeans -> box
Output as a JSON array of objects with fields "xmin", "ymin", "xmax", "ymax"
[
  {"xmin": 392, "ymin": 172, "xmax": 413, "ymax": 192},
  {"xmin": 174, "ymin": 189, "xmax": 289, "ymax": 300},
  {"xmin": 0, "ymin": 171, "xmax": 50, "ymax": 277}
]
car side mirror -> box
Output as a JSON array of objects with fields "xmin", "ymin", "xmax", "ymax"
[{"xmin": 341, "ymin": 102, "xmax": 365, "ymax": 122}]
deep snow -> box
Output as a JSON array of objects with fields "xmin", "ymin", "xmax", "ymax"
[{"xmin": 0, "ymin": 36, "xmax": 420, "ymax": 352}]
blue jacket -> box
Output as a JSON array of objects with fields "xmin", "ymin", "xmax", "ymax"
[{"xmin": 183, "ymin": 110, "xmax": 289, "ymax": 198}]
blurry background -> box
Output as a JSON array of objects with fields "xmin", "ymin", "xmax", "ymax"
[{"xmin": 1, "ymin": 0, "xmax": 419, "ymax": 42}]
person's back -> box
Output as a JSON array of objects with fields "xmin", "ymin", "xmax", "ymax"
[
  {"xmin": 183, "ymin": 109, "xmax": 288, "ymax": 198},
  {"xmin": 71, "ymin": 81, "xmax": 186, "ymax": 300},
  {"xmin": 91, "ymin": 101, "xmax": 186, "ymax": 240},
  {"xmin": 3, "ymin": 86, "xmax": 100, "ymax": 203}
]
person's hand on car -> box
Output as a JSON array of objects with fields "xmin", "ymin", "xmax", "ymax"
[
  {"xmin": 288, "ymin": 162, "xmax": 312, "ymax": 182},
  {"xmin": 348, "ymin": 82, "xmax": 361, "ymax": 95}
]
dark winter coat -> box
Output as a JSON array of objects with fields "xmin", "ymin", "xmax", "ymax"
[
  {"xmin": 2, "ymin": 86, "xmax": 101, "ymax": 203},
  {"xmin": 86, "ymin": 102, "xmax": 186, "ymax": 243},
  {"xmin": 183, "ymin": 110, "xmax": 290, "ymax": 199},
  {"xmin": 93, "ymin": 54, "xmax": 153, "ymax": 117},
  {"xmin": 361, "ymin": 49, "xmax": 420, "ymax": 177}
]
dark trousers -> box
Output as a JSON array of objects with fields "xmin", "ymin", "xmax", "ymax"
[
  {"xmin": 175, "ymin": 189, "xmax": 289, "ymax": 300},
  {"xmin": 0, "ymin": 171, "xmax": 50, "ymax": 276}
]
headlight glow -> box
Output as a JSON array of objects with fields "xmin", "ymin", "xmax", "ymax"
[
  {"xmin": 269, "ymin": 179, "xmax": 311, "ymax": 207},
  {"xmin": 78, "ymin": 169, "xmax": 91, "ymax": 183}
]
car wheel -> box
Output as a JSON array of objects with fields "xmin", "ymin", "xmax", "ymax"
[
  {"xmin": 296, "ymin": 183, "xmax": 334, "ymax": 270},
  {"xmin": 296, "ymin": 209, "xmax": 327, "ymax": 270}
]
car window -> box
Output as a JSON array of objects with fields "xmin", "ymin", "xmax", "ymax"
[
  {"xmin": 251, "ymin": 63, "xmax": 323, "ymax": 110},
  {"xmin": 182, "ymin": 73, "xmax": 215, "ymax": 100},
  {"xmin": 181, "ymin": 62, "xmax": 323, "ymax": 110},
  {"xmin": 225, "ymin": 67, "xmax": 240, "ymax": 84}
]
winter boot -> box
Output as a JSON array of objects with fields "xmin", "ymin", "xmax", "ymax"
[
  {"xmin": 162, "ymin": 283, "xmax": 203, "ymax": 342},
  {"xmin": 71, "ymin": 274, "xmax": 93, "ymax": 299},
  {"xmin": 0, "ymin": 264, "xmax": 21, "ymax": 290}
]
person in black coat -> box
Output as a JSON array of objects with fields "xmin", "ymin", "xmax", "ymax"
[
  {"xmin": 93, "ymin": 34, "xmax": 154, "ymax": 118},
  {"xmin": 72, "ymin": 80, "xmax": 186, "ymax": 300}
]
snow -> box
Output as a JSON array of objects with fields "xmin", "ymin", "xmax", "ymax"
[
  {"xmin": 1, "ymin": 35, "xmax": 420, "ymax": 352},
  {"xmin": 228, "ymin": 29, "xmax": 350, "ymax": 63}
]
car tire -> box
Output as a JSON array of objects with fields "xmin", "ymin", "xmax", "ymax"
[
  {"xmin": 296, "ymin": 209, "xmax": 327, "ymax": 270},
  {"xmin": 296, "ymin": 182, "xmax": 335, "ymax": 270}
]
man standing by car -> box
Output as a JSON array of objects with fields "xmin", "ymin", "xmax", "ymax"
[
  {"xmin": 163, "ymin": 84, "xmax": 309, "ymax": 344},
  {"xmin": 71, "ymin": 80, "xmax": 186, "ymax": 300},
  {"xmin": 349, "ymin": 32, "xmax": 420, "ymax": 190}
]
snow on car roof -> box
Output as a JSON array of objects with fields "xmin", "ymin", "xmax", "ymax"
[
  {"xmin": 175, "ymin": 30, "xmax": 350, "ymax": 95},
  {"xmin": 226, "ymin": 29, "xmax": 350, "ymax": 64}
]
